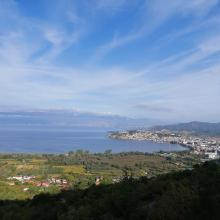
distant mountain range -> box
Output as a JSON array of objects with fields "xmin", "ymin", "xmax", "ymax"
[
  {"xmin": 1, "ymin": 110, "xmax": 219, "ymax": 134},
  {"xmin": 151, "ymin": 121, "xmax": 220, "ymax": 136},
  {"xmin": 0, "ymin": 110, "xmax": 160, "ymax": 130}
]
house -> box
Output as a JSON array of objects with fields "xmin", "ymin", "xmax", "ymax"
[
  {"xmin": 41, "ymin": 182, "xmax": 50, "ymax": 187},
  {"xmin": 205, "ymin": 151, "xmax": 218, "ymax": 159},
  {"xmin": 37, "ymin": 181, "xmax": 50, "ymax": 187},
  {"xmin": 7, "ymin": 182, "xmax": 15, "ymax": 186},
  {"xmin": 95, "ymin": 177, "xmax": 103, "ymax": 186},
  {"xmin": 7, "ymin": 175, "xmax": 35, "ymax": 183}
]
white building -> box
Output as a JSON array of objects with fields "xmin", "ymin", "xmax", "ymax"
[{"xmin": 205, "ymin": 151, "xmax": 218, "ymax": 159}]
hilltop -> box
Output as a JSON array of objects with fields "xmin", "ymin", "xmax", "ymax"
[{"xmin": 151, "ymin": 121, "xmax": 220, "ymax": 136}]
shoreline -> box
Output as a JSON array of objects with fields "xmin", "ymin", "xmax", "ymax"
[
  {"xmin": 0, "ymin": 131, "xmax": 187, "ymax": 154},
  {"xmin": 108, "ymin": 130, "xmax": 220, "ymax": 160},
  {"xmin": 108, "ymin": 132, "xmax": 192, "ymax": 151},
  {"xmin": 0, "ymin": 147, "xmax": 188, "ymax": 156}
]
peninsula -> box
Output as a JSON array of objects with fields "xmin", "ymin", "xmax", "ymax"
[{"xmin": 109, "ymin": 129, "xmax": 220, "ymax": 160}]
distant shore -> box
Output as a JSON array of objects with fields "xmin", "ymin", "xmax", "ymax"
[
  {"xmin": 108, "ymin": 130, "xmax": 220, "ymax": 160},
  {"xmin": 108, "ymin": 132, "xmax": 191, "ymax": 152}
]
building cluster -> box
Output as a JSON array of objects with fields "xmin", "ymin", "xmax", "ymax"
[
  {"xmin": 110, "ymin": 130, "xmax": 220, "ymax": 160},
  {"xmin": 36, "ymin": 177, "xmax": 68, "ymax": 188},
  {"xmin": 7, "ymin": 175, "xmax": 68, "ymax": 189},
  {"xmin": 7, "ymin": 175, "xmax": 36, "ymax": 183}
]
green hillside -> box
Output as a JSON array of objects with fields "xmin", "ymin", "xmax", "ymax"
[
  {"xmin": 0, "ymin": 160, "xmax": 219, "ymax": 220},
  {"xmin": 151, "ymin": 121, "xmax": 220, "ymax": 136}
]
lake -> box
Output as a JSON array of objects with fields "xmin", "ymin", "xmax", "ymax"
[{"xmin": 0, "ymin": 127, "xmax": 186, "ymax": 154}]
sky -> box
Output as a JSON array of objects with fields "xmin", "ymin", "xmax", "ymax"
[{"xmin": 0, "ymin": 0, "xmax": 220, "ymax": 122}]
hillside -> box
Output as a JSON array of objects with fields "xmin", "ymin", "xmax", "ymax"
[
  {"xmin": 151, "ymin": 121, "xmax": 220, "ymax": 136},
  {"xmin": 0, "ymin": 160, "xmax": 219, "ymax": 220}
]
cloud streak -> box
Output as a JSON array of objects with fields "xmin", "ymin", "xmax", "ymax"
[
  {"xmin": 93, "ymin": 0, "xmax": 219, "ymax": 60},
  {"xmin": 0, "ymin": 0, "xmax": 220, "ymax": 122}
]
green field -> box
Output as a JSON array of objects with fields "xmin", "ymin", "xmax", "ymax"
[{"xmin": 0, "ymin": 151, "xmax": 200, "ymax": 200}]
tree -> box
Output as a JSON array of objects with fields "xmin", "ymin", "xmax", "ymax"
[{"xmin": 104, "ymin": 149, "xmax": 112, "ymax": 155}]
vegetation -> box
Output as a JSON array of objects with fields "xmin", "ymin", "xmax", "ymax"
[
  {"xmin": 0, "ymin": 160, "xmax": 219, "ymax": 219},
  {"xmin": 0, "ymin": 151, "xmax": 199, "ymax": 200}
]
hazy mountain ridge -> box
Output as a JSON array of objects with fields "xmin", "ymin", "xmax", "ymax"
[
  {"xmin": 151, "ymin": 121, "xmax": 220, "ymax": 136},
  {"xmin": 0, "ymin": 110, "xmax": 160, "ymax": 130}
]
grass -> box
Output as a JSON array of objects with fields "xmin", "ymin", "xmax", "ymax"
[
  {"xmin": 0, "ymin": 151, "xmax": 200, "ymax": 200},
  {"xmin": 54, "ymin": 165, "xmax": 85, "ymax": 174}
]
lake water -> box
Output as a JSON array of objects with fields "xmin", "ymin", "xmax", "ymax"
[{"xmin": 0, "ymin": 127, "xmax": 186, "ymax": 154}]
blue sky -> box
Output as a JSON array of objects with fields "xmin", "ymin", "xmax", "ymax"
[{"xmin": 0, "ymin": 0, "xmax": 220, "ymax": 122}]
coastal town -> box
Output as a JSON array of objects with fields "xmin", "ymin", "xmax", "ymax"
[{"xmin": 109, "ymin": 130, "xmax": 220, "ymax": 160}]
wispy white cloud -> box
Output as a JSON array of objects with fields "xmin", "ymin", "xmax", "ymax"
[
  {"xmin": 0, "ymin": 0, "xmax": 220, "ymax": 122},
  {"xmin": 150, "ymin": 34, "xmax": 220, "ymax": 78},
  {"xmin": 93, "ymin": 0, "xmax": 219, "ymax": 60},
  {"xmin": 0, "ymin": 0, "xmax": 87, "ymax": 65}
]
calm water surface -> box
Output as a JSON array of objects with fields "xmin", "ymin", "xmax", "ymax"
[{"xmin": 0, "ymin": 127, "xmax": 186, "ymax": 153}]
